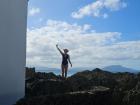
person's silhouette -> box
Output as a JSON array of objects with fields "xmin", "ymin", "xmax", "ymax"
[{"xmin": 56, "ymin": 44, "xmax": 72, "ymax": 78}]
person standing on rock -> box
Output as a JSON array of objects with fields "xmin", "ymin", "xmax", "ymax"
[{"xmin": 56, "ymin": 44, "xmax": 72, "ymax": 78}]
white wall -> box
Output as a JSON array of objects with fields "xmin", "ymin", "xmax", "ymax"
[{"xmin": 0, "ymin": 0, "xmax": 27, "ymax": 105}]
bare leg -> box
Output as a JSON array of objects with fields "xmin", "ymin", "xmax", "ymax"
[
  {"xmin": 61, "ymin": 64, "xmax": 64, "ymax": 78},
  {"xmin": 64, "ymin": 65, "xmax": 68, "ymax": 78}
]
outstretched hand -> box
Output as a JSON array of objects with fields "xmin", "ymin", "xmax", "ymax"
[{"xmin": 56, "ymin": 44, "xmax": 58, "ymax": 47}]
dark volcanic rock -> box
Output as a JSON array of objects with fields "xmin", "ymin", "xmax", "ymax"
[
  {"xmin": 15, "ymin": 68, "xmax": 140, "ymax": 105},
  {"xmin": 67, "ymin": 68, "xmax": 117, "ymax": 90},
  {"xmin": 113, "ymin": 72, "xmax": 138, "ymax": 90},
  {"xmin": 16, "ymin": 87, "xmax": 112, "ymax": 105},
  {"xmin": 26, "ymin": 79, "xmax": 72, "ymax": 97},
  {"xmin": 123, "ymin": 89, "xmax": 140, "ymax": 105},
  {"xmin": 35, "ymin": 72, "xmax": 59, "ymax": 80}
]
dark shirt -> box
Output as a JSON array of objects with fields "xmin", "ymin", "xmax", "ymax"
[{"xmin": 62, "ymin": 54, "xmax": 69, "ymax": 65}]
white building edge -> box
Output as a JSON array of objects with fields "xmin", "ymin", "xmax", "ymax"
[{"xmin": 0, "ymin": 0, "xmax": 28, "ymax": 105}]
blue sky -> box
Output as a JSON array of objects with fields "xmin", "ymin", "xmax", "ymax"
[
  {"xmin": 28, "ymin": 0, "xmax": 140, "ymax": 35},
  {"xmin": 26, "ymin": 0, "xmax": 140, "ymax": 70}
]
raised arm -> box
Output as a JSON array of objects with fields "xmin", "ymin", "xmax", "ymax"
[
  {"xmin": 68, "ymin": 55, "xmax": 72, "ymax": 67},
  {"xmin": 56, "ymin": 44, "xmax": 63, "ymax": 55}
]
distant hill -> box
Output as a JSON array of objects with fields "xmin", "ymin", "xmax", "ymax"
[
  {"xmin": 35, "ymin": 67, "xmax": 94, "ymax": 76},
  {"xmin": 35, "ymin": 65, "xmax": 139, "ymax": 74},
  {"xmin": 102, "ymin": 65, "xmax": 139, "ymax": 73},
  {"xmin": 36, "ymin": 67, "xmax": 93, "ymax": 71},
  {"xmin": 35, "ymin": 67, "xmax": 60, "ymax": 72}
]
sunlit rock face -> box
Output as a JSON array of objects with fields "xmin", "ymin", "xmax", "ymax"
[{"xmin": 0, "ymin": 0, "xmax": 27, "ymax": 105}]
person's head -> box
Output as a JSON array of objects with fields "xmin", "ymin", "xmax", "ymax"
[{"xmin": 63, "ymin": 49, "xmax": 69, "ymax": 54}]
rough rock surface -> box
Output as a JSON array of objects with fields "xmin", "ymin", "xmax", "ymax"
[{"xmin": 15, "ymin": 68, "xmax": 140, "ymax": 105}]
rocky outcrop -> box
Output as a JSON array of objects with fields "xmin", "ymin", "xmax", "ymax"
[
  {"xmin": 123, "ymin": 81, "xmax": 140, "ymax": 105},
  {"xmin": 67, "ymin": 68, "xmax": 117, "ymax": 90},
  {"xmin": 16, "ymin": 86, "xmax": 112, "ymax": 105},
  {"xmin": 15, "ymin": 68, "xmax": 140, "ymax": 105}
]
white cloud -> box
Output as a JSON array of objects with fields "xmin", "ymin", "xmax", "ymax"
[
  {"xmin": 26, "ymin": 20, "xmax": 140, "ymax": 69},
  {"xmin": 103, "ymin": 13, "xmax": 109, "ymax": 18},
  {"xmin": 72, "ymin": 0, "xmax": 127, "ymax": 19},
  {"xmin": 28, "ymin": 7, "xmax": 40, "ymax": 16},
  {"xmin": 104, "ymin": 0, "xmax": 127, "ymax": 11}
]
